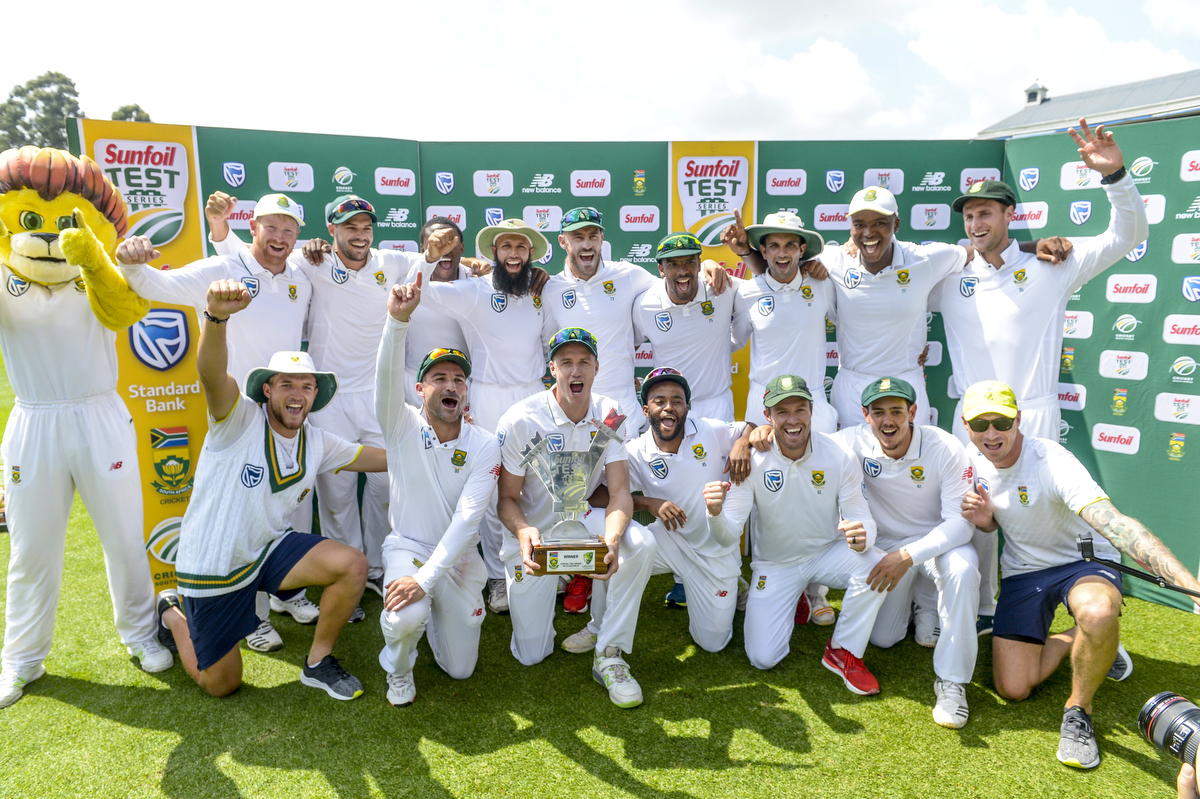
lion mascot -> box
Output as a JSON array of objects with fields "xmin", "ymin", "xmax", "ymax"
[{"xmin": 0, "ymin": 146, "xmax": 172, "ymax": 709}]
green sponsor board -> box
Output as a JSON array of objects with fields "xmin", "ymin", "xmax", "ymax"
[{"xmin": 1005, "ymin": 116, "xmax": 1200, "ymax": 609}]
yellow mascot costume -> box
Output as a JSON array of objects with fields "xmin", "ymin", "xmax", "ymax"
[{"xmin": 0, "ymin": 146, "xmax": 172, "ymax": 710}]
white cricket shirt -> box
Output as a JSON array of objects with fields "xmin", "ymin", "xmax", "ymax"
[
  {"xmin": 930, "ymin": 174, "xmax": 1147, "ymax": 401},
  {"xmin": 732, "ymin": 272, "xmax": 836, "ymax": 391},
  {"xmin": 968, "ymin": 437, "xmax": 1117, "ymax": 578},
  {"xmin": 832, "ymin": 423, "xmax": 973, "ymax": 563},
  {"xmin": 709, "ymin": 431, "xmax": 876, "ymax": 565},
  {"xmin": 376, "ymin": 318, "xmax": 500, "ymax": 592}
]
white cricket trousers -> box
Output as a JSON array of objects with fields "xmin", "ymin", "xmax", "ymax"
[
  {"xmin": 650, "ymin": 528, "xmax": 741, "ymax": 652},
  {"xmin": 831, "ymin": 365, "xmax": 931, "ymax": 428},
  {"xmin": 309, "ymin": 388, "xmax": 389, "ymax": 580},
  {"xmin": 1, "ymin": 393, "xmax": 157, "ymax": 675},
  {"xmin": 689, "ymin": 391, "xmax": 736, "ymax": 425},
  {"xmin": 505, "ymin": 513, "xmax": 656, "ymax": 665},
  {"xmin": 952, "ymin": 392, "xmax": 1058, "ymax": 616},
  {"xmin": 744, "ymin": 541, "xmax": 886, "ymax": 669},
  {"xmin": 378, "ymin": 543, "xmax": 486, "ymax": 679},
  {"xmin": 470, "ymin": 381, "xmax": 546, "ymax": 581},
  {"xmin": 869, "ymin": 543, "xmax": 980, "ymax": 685}
]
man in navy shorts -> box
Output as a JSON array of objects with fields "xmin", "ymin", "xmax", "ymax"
[
  {"xmin": 960, "ymin": 380, "xmax": 1200, "ymax": 769},
  {"xmin": 157, "ymin": 279, "xmax": 387, "ymax": 700}
]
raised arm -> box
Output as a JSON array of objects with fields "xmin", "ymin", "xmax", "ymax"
[
  {"xmin": 196, "ymin": 279, "xmax": 252, "ymax": 421},
  {"xmin": 1080, "ymin": 500, "xmax": 1200, "ymax": 597},
  {"xmin": 376, "ymin": 274, "xmax": 422, "ymax": 439}
]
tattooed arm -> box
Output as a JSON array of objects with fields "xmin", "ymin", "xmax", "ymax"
[{"xmin": 1081, "ymin": 500, "xmax": 1200, "ymax": 599}]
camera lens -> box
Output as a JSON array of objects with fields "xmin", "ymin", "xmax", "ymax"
[{"xmin": 1139, "ymin": 692, "xmax": 1200, "ymax": 767}]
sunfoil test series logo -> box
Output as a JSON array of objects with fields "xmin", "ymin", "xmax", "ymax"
[
  {"xmin": 677, "ymin": 157, "xmax": 749, "ymax": 245},
  {"xmin": 95, "ymin": 139, "xmax": 189, "ymax": 246}
]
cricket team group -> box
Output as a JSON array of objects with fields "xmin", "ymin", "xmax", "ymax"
[{"xmin": 3, "ymin": 119, "xmax": 1199, "ymax": 772}]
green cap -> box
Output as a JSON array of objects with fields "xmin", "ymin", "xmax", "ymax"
[
  {"xmin": 416, "ymin": 347, "xmax": 472, "ymax": 382},
  {"xmin": 325, "ymin": 195, "xmax": 377, "ymax": 225},
  {"xmin": 953, "ymin": 179, "xmax": 1016, "ymax": 213},
  {"xmin": 547, "ymin": 327, "xmax": 599, "ymax": 359},
  {"xmin": 762, "ymin": 374, "xmax": 813, "ymax": 408},
  {"xmin": 655, "ymin": 232, "xmax": 703, "ymax": 261},
  {"xmin": 561, "ymin": 207, "xmax": 604, "ymax": 232},
  {"xmin": 861, "ymin": 376, "xmax": 917, "ymax": 407}
]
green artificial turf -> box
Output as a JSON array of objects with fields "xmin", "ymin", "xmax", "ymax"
[{"xmin": 0, "ymin": 359, "xmax": 1197, "ymax": 798}]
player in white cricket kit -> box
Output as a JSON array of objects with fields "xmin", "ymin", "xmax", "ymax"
[
  {"xmin": 931, "ymin": 119, "xmax": 1149, "ymax": 631},
  {"xmin": 708, "ymin": 375, "xmax": 887, "ymax": 695},
  {"xmin": 156, "ymin": 279, "xmax": 387, "ymax": 700},
  {"xmin": 633, "ymin": 232, "xmax": 741, "ymax": 422},
  {"xmin": 496, "ymin": 327, "xmax": 656, "ymax": 708},
  {"xmin": 417, "ymin": 219, "xmax": 551, "ymax": 615},
  {"xmin": 374, "ymin": 272, "xmax": 501, "ymax": 707},
  {"xmin": 959, "ymin": 381, "xmax": 1200, "ymax": 769},
  {"xmin": 833, "ymin": 377, "xmax": 978, "ymax": 727}
]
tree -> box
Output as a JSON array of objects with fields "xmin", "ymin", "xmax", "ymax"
[
  {"xmin": 0, "ymin": 71, "xmax": 84, "ymax": 151},
  {"xmin": 111, "ymin": 104, "xmax": 151, "ymax": 123}
]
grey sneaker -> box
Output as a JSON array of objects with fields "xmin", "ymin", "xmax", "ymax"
[
  {"xmin": 300, "ymin": 654, "xmax": 364, "ymax": 701},
  {"xmin": 365, "ymin": 576, "xmax": 385, "ymax": 599},
  {"xmin": 246, "ymin": 620, "xmax": 284, "ymax": 652},
  {"xmin": 0, "ymin": 665, "xmax": 45, "ymax": 709},
  {"xmin": 270, "ymin": 593, "xmax": 320, "ymax": 624},
  {"xmin": 932, "ymin": 678, "xmax": 969, "ymax": 728},
  {"xmin": 348, "ymin": 604, "xmax": 367, "ymax": 624},
  {"xmin": 128, "ymin": 637, "xmax": 174, "ymax": 673},
  {"xmin": 1057, "ymin": 706, "xmax": 1100, "ymax": 769},
  {"xmin": 592, "ymin": 646, "xmax": 643, "ymax": 708},
  {"xmin": 385, "ymin": 670, "xmax": 416, "ymax": 707},
  {"xmin": 914, "ymin": 607, "xmax": 941, "ymax": 648},
  {"xmin": 487, "ymin": 578, "xmax": 510, "ymax": 614},
  {"xmin": 561, "ymin": 628, "xmax": 597, "ymax": 654},
  {"xmin": 1106, "ymin": 643, "xmax": 1133, "ymax": 681}
]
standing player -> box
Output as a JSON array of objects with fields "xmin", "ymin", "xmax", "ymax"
[
  {"xmin": 834, "ymin": 377, "xmax": 979, "ymax": 727},
  {"xmin": 374, "ymin": 273, "xmax": 500, "ymax": 707},
  {"xmin": 959, "ymin": 381, "xmax": 1200, "ymax": 768},
  {"xmin": 932, "ymin": 119, "xmax": 1148, "ymax": 633},
  {"xmin": 706, "ymin": 375, "xmax": 887, "ymax": 695},
  {"xmin": 495, "ymin": 328, "xmax": 657, "ymax": 708},
  {"xmin": 156, "ymin": 279, "xmax": 387, "ymax": 700}
]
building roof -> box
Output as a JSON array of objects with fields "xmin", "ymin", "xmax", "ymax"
[{"xmin": 979, "ymin": 69, "xmax": 1200, "ymax": 139}]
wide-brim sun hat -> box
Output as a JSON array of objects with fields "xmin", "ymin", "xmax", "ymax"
[
  {"xmin": 746, "ymin": 211, "xmax": 824, "ymax": 255},
  {"xmin": 475, "ymin": 218, "xmax": 550, "ymax": 262},
  {"xmin": 245, "ymin": 351, "xmax": 337, "ymax": 412}
]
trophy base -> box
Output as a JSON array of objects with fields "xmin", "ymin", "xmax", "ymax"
[{"xmin": 533, "ymin": 543, "xmax": 610, "ymax": 575}]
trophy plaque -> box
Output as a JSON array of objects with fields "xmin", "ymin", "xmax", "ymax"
[{"xmin": 522, "ymin": 410, "xmax": 625, "ymax": 576}]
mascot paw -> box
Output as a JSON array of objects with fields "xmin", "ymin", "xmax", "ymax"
[{"xmin": 58, "ymin": 209, "xmax": 107, "ymax": 272}]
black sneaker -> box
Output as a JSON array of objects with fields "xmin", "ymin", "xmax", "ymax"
[
  {"xmin": 156, "ymin": 589, "xmax": 182, "ymax": 654},
  {"xmin": 349, "ymin": 604, "xmax": 367, "ymax": 623},
  {"xmin": 300, "ymin": 655, "xmax": 364, "ymax": 701},
  {"xmin": 1057, "ymin": 706, "xmax": 1100, "ymax": 769},
  {"xmin": 365, "ymin": 576, "xmax": 385, "ymax": 599},
  {"xmin": 976, "ymin": 614, "xmax": 994, "ymax": 637}
]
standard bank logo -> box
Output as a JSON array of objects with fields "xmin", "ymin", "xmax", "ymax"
[
  {"xmin": 825, "ymin": 170, "xmax": 845, "ymax": 193},
  {"xmin": 764, "ymin": 470, "xmax": 783, "ymax": 492},
  {"xmin": 223, "ymin": 162, "xmax": 246, "ymax": 188},
  {"xmin": 242, "ymin": 276, "xmax": 260, "ymax": 298},
  {"xmin": 6, "ymin": 274, "xmax": 29, "ymax": 296},
  {"xmin": 863, "ymin": 458, "xmax": 882, "ymax": 477},
  {"xmin": 435, "ymin": 172, "xmax": 455, "ymax": 195},
  {"xmin": 130, "ymin": 309, "xmax": 190, "ymax": 372},
  {"xmin": 1126, "ymin": 242, "xmax": 1148, "ymax": 262},
  {"xmin": 1184, "ymin": 276, "xmax": 1200, "ymax": 302},
  {"xmin": 1018, "ymin": 167, "xmax": 1040, "ymax": 192},
  {"xmin": 484, "ymin": 207, "xmax": 504, "ymax": 226},
  {"xmin": 241, "ymin": 464, "xmax": 265, "ymax": 488},
  {"xmin": 1070, "ymin": 201, "xmax": 1092, "ymax": 226}
]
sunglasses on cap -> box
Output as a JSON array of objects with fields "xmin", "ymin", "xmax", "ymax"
[
  {"xmin": 966, "ymin": 416, "xmax": 1016, "ymax": 433},
  {"xmin": 561, "ymin": 207, "xmax": 603, "ymax": 227},
  {"xmin": 548, "ymin": 327, "xmax": 598, "ymax": 349},
  {"xmin": 646, "ymin": 367, "xmax": 684, "ymax": 381},
  {"xmin": 656, "ymin": 234, "xmax": 702, "ymax": 256},
  {"xmin": 328, "ymin": 197, "xmax": 375, "ymax": 221},
  {"xmin": 426, "ymin": 347, "xmax": 467, "ymax": 361}
]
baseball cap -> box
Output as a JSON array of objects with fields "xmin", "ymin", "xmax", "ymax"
[
  {"xmin": 326, "ymin": 195, "xmax": 377, "ymax": 225},
  {"xmin": 962, "ymin": 380, "xmax": 1019, "ymax": 420},
  {"xmin": 849, "ymin": 186, "xmax": 898, "ymax": 217},
  {"xmin": 475, "ymin": 218, "xmax": 550, "ymax": 262},
  {"xmin": 561, "ymin": 207, "xmax": 604, "ymax": 232},
  {"xmin": 639, "ymin": 366, "xmax": 692, "ymax": 407},
  {"xmin": 953, "ymin": 180, "xmax": 1017, "ymax": 213},
  {"xmin": 547, "ymin": 327, "xmax": 599, "ymax": 359},
  {"xmin": 762, "ymin": 374, "xmax": 813, "ymax": 408},
  {"xmin": 655, "ymin": 232, "xmax": 703, "ymax": 261},
  {"xmin": 253, "ymin": 193, "xmax": 304, "ymax": 227},
  {"xmin": 745, "ymin": 211, "xmax": 824, "ymax": 255},
  {"xmin": 245, "ymin": 351, "xmax": 336, "ymax": 411},
  {"xmin": 417, "ymin": 347, "xmax": 471, "ymax": 382},
  {"xmin": 861, "ymin": 376, "xmax": 917, "ymax": 407}
]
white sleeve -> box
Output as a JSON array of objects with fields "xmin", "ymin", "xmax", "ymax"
[
  {"xmin": 418, "ymin": 276, "xmax": 477, "ymax": 319},
  {"xmin": 414, "ymin": 437, "xmax": 501, "ymax": 592},
  {"xmin": 204, "ymin": 393, "xmax": 259, "ymax": 452},
  {"xmin": 498, "ymin": 414, "xmax": 527, "ymax": 476},
  {"xmin": 836, "ymin": 449, "xmax": 877, "ymax": 550},
  {"xmin": 1065, "ymin": 174, "xmax": 1149, "ymax": 293},
  {"xmin": 731, "ymin": 288, "xmax": 753, "ymax": 352},
  {"xmin": 626, "ymin": 262, "xmax": 658, "ymax": 296},
  {"xmin": 317, "ymin": 429, "xmax": 366, "ymax": 475},
  {"xmin": 120, "ymin": 258, "xmax": 223, "ymax": 309},
  {"xmin": 210, "ymin": 233, "xmax": 250, "ymax": 258},
  {"xmin": 902, "ymin": 433, "xmax": 974, "ymax": 564},
  {"xmin": 376, "ymin": 317, "xmax": 417, "ymax": 444},
  {"xmin": 708, "ymin": 473, "xmax": 752, "ymax": 547},
  {"xmin": 920, "ymin": 242, "xmax": 969, "ymax": 283}
]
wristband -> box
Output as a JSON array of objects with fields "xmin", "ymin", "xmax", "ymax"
[
  {"xmin": 203, "ymin": 310, "xmax": 229, "ymax": 324},
  {"xmin": 1099, "ymin": 166, "xmax": 1127, "ymax": 185}
]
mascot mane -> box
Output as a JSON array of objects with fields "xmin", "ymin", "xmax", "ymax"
[{"xmin": 0, "ymin": 146, "xmax": 128, "ymax": 237}]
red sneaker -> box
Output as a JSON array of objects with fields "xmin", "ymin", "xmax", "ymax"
[
  {"xmin": 794, "ymin": 592, "xmax": 811, "ymax": 625},
  {"xmin": 821, "ymin": 640, "xmax": 880, "ymax": 696},
  {"xmin": 563, "ymin": 576, "xmax": 592, "ymax": 614}
]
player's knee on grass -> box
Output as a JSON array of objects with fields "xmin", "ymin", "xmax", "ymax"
[
  {"xmin": 380, "ymin": 601, "xmax": 430, "ymax": 642},
  {"xmin": 869, "ymin": 626, "xmax": 906, "ymax": 650},
  {"xmin": 992, "ymin": 647, "xmax": 1036, "ymax": 702},
  {"xmin": 197, "ymin": 654, "xmax": 243, "ymax": 698}
]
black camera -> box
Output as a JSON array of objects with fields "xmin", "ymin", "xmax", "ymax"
[{"xmin": 1139, "ymin": 692, "xmax": 1200, "ymax": 767}]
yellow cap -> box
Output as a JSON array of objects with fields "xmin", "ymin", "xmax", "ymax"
[{"xmin": 962, "ymin": 380, "xmax": 1018, "ymax": 420}]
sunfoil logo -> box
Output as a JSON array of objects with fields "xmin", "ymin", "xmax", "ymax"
[{"xmin": 96, "ymin": 138, "xmax": 188, "ymax": 246}]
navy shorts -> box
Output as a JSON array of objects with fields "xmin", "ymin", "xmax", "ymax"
[
  {"xmin": 183, "ymin": 532, "xmax": 324, "ymax": 670},
  {"xmin": 994, "ymin": 559, "xmax": 1123, "ymax": 645}
]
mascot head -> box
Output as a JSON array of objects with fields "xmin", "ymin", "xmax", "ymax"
[{"xmin": 0, "ymin": 146, "xmax": 128, "ymax": 285}]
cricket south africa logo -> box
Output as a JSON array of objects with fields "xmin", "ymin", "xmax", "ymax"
[
  {"xmin": 677, "ymin": 157, "xmax": 750, "ymax": 245},
  {"xmin": 96, "ymin": 138, "xmax": 189, "ymax": 246}
]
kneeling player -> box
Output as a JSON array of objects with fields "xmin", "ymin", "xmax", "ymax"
[
  {"xmin": 834, "ymin": 377, "xmax": 979, "ymax": 726},
  {"xmin": 374, "ymin": 275, "xmax": 500, "ymax": 707}
]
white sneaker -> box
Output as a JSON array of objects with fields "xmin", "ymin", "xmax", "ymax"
[
  {"xmin": 562, "ymin": 628, "xmax": 597, "ymax": 654},
  {"xmin": 385, "ymin": 670, "xmax": 416, "ymax": 707},
  {"xmin": 128, "ymin": 638, "xmax": 173, "ymax": 673},
  {"xmin": 592, "ymin": 646, "xmax": 643, "ymax": 708},
  {"xmin": 270, "ymin": 593, "xmax": 320, "ymax": 624},
  {"xmin": 246, "ymin": 620, "xmax": 284, "ymax": 652},
  {"xmin": 932, "ymin": 678, "xmax": 969, "ymax": 729},
  {"xmin": 914, "ymin": 607, "xmax": 941, "ymax": 648},
  {"xmin": 0, "ymin": 665, "xmax": 45, "ymax": 709},
  {"xmin": 487, "ymin": 578, "xmax": 509, "ymax": 614},
  {"xmin": 809, "ymin": 592, "xmax": 836, "ymax": 626}
]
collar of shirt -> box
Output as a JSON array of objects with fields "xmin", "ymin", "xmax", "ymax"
[
  {"xmin": 639, "ymin": 418, "xmax": 700, "ymax": 456},
  {"xmin": 651, "ymin": 279, "xmax": 710, "ymax": 313},
  {"xmin": 866, "ymin": 422, "xmax": 924, "ymax": 462},
  {"xmin": 559, "ymin": 260, "xmax": 612, "ymax": 289},
  {"xmin": 238, "ymin": 250, "xmax": 297, "ymax": 279},
  {"xmin": 860, "ymin": 243, "xmax": 906, "ymax": 275},
  {"xmin": 419, "ymin": 407, "xmax": 464, "ymax": 448},
  {"xmin": 762, "ymin": 270, "xmax": 809, "ymax": 294},
  {"xmin": 770, "ymin": 431, "xmax": 815, "ymax": 465},
  {"xmin": 970, "ymin": 238, "xmax": 1024, "ymax": 276},
  {"xmin": 546, "ymin": 389, "xmax": 596, "ymax": 429}
]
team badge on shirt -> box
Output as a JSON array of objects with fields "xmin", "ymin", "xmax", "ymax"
[
  {"xmin": 10, "ymin": 466, "xmax": 19, "ymax": 484},
  {"xmin": 692, "ymin": 444, "xmax": 707, "ymax": 461},
  {"xmin": 811, "ymin": 471, "xmax": 825, "ymax": 487},
  {"xmin": 757, "ymin": 296, "xmax": 774, "ymax": 316},
  {"xmin": 451, "ymin": 450, "xmax": 467, "ymax": 469},
  {"xmin": 240, "ymin": 464, "xmax": 264, "ymax": 488},
  {"xmin": 331, "ymin": 264, "xmax": 349, "ymax": 284},
  {"xmin": 603, "ymin": 281, "xmax": 615, "ymax": 295},
  {"xmin": 959, "ymin": 276, "xmax": 978, "ymax": 297},
  {"xmin": 1018, "ymin": 485, "xmax": 1030, "ymax": 505},
  {"xmin": 6, "ymin": 274, "xmax": 29, "ymax": 296},
  {"xmin": 976, "ymin": 478, "xmax": 990, "ymax": 493},
  {"xmin": 800, "ymin": 286, "xmax": 813, "ymax": 301},
  {"xmin": 701, "ymin": 300, "xmax": 714, "ymax": 316},
  {"xmin": 374, "ymin": 271, "xmax": 386, "ymax": 286},
  {"xmin": 655, "ymin": 311, "xmax": 672, "ymax": 331},
  {"xmin": 1013, "ymin": 269, "xmax": 1028, "ymax": 286},
  {"xmin": 764, "ymin": 469, "xmax": 783, "ymax": 492},
  {"xmin": 649, "ymin": 457, "xmax": 668, "ymax": 479},
  {"xmin": 73, "ymin": 278, "xmax": 87, "ymax": 294},
  {"xmin": 422, "ymin": 427, "xmax": 434, "ymax": 449},
  {"xmin": 910, "ymin": 466, "xmax": 925, "ymax": 483},
  {"xmin": 242, "ymin": 277, "xmax": 260, "ymax": 298},
  {"xmin": 756, "ymin": 574, "xmax": 767, "ymax": 590},
  {"xmin": 288, "ymin": 285, "xmax": 298, "ymax": 300},
  {"xmin": 533, "ymin": 296, "xmax": 542, "ymax": 308},
  {"xmin": 844, "ymin": 268, "xmax": 862, "ymax": 289},
  {"xmin": 514, "ymin": 565, "xmax": 523, "ymax": 583},
  {"xmin": 896, "ymin": 269, "xmax": 911, "ymax": 286},
  {"xmin": 562, "ymin": 289, "xmax": 577, "ymax": 309},
  {"xmin": 297, "ymin": 488, "xmax": 310, "ymax": 504},
  {"xmin": 491, "ymin": 293, "xmax": 508, "ymax": 313},
  {"xmin": 863, "ymin": 458, "xmax": 882, "ymax": 477}
]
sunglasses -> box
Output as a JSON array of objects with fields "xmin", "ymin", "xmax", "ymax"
[
  {"xmin": 425, "ymin": 347, "xmax": 468, "ymax": 362},
  {"xmin": 329, "ymin": 197, "xmax": 375, "ymax": 221},
  {"xmin": 966, "ymin": 416, "xmax": 1016, "ymax": 433},
  {"xmin": 646, "ymin": 367, "xmax": 684, "ymax": 381},
  {"xmin": 548, "ymin": 327, "xmax": 598, "ymax": 348},
  {"xmin": 656, "ymin": 234, "xmax": 701, "ymax": 255},
  {"xmin": 561, "ymin": 207, "xmax": 602, "ymax": 227}
]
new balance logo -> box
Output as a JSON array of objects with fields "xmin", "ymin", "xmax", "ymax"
[
  {"xmin": 628, "ymin": 244, "xmax": 652, "ymax": 257},
  {"xmin": 530, "ymin": 174, "xmax": 554, "ymax": 188},
  {"xmin": 920, "ymin": 172, "xmax": 944, "ymax": 186},
  {"xmin": 1177, "ymin": 196, "xmax": 1200, "ymax": 221},
  {"xmin": 109, "ymin": 461, "xmax": 124, "ymax": 471},
  {"xmin": 385, "ymin": 208, "xmax": 409, "ymax": 223}
]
